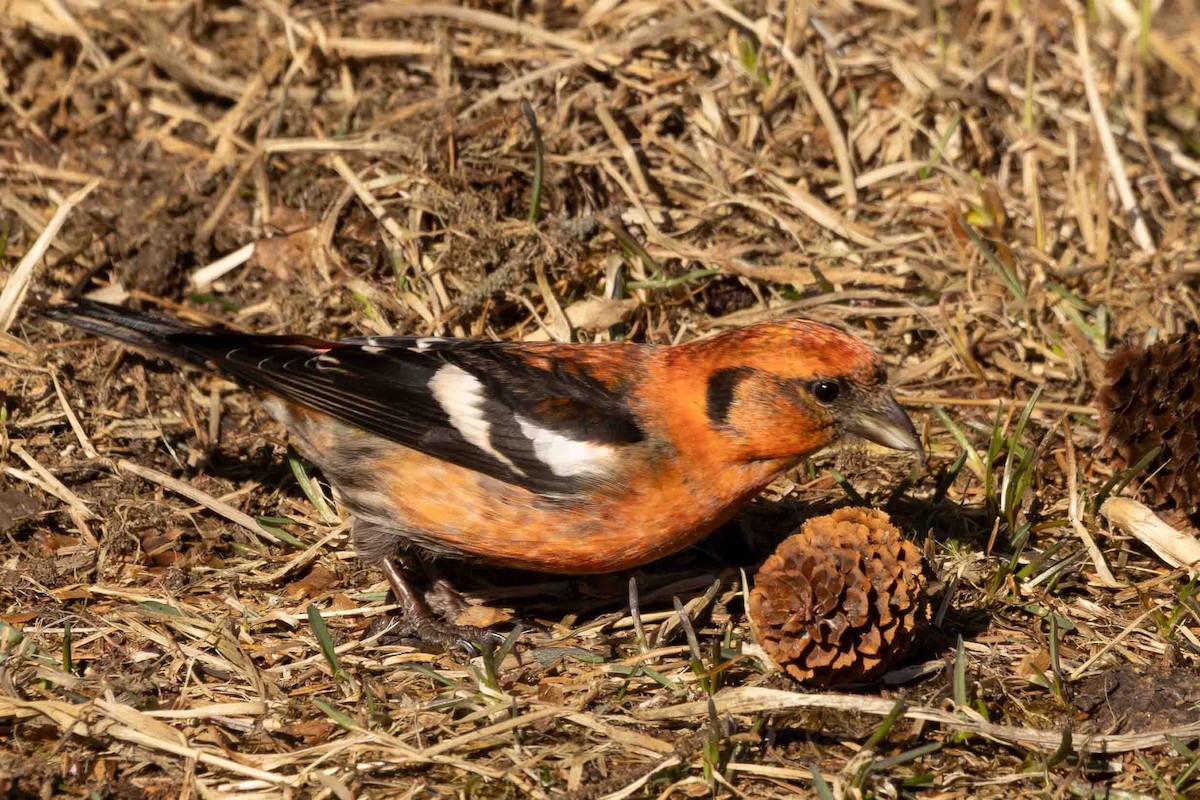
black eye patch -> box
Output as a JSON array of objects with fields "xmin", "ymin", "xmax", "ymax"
[{"xmin": 706, "ymin": 367, "xmax": 755, "ymax": 425}]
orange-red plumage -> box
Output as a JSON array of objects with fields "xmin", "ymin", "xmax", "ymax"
[{"xmin": 42, "ymin": 302, "xmax": 922, "ymax": 646}]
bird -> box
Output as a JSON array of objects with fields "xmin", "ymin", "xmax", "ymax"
[{"xmin": 41, "ymin": 300, "xmax": 923, "ymax": 648}]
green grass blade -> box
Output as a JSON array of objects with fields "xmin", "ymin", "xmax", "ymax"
[
  {"xmin": 810, "ymin": 765, "xmax": 836, "ymax": 800},
  {"xmin": 307, "ymin": 604, "xmax": 343, "ymax": 679},
  {"xmin": 521, "ymin": 99, "xmax": 545, "ymax": 224},
  {"xmin": 61, "ymin": 621, "xmax": 72, "ymax": 674},
  {"xmin": 934, "ymin": 407, "xmax": 984, "ymax": 480},
  {"xmin": 314, "ymin": 698, "xmax": 358, "ymax": 730},
  {"xmin": 864, "ymin": 698, "xmax": 907, "ymax": 750},
  {"xmin": 874, "ymin": 741, "xmax": 943, "ymax": 769},
  {"xmin": 1093, "ymin": 445, "xmax": 1161, "ymax": 512},
  {"xmin": 289, "ymin": 450, "xmax": 338, "ymax": 523}
]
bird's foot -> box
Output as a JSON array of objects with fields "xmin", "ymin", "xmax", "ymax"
[
  {"xmin": 424, "ymin": 577, "xmax": 471, "ymax": 622},
  {"xmin": 371, "ymin": 557, "xmax": 512, "ymax": 653},
  {"xmin": 401, "ymin": 610, "xmax": 510, "ymax": 653},
  {"xmin": 425, "ymin": 574, "xmax": 537, "ymax": 641}
]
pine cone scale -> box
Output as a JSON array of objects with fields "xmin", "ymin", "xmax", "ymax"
[
  {"xmin": 1100, "ymin": 336, "xmax": 1200, "ymax": 513},
  {"xmin": 748, "ymin": 508, "xmax": 931, "ymax": 686}
]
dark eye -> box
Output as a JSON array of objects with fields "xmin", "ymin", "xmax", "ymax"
[{"xmin": 811, "ymin": 379, "xmax": 841, "ymax": 404}]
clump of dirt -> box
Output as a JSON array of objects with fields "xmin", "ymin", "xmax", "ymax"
[
  {"xmin": 1073, "ymin": 664, "xmax": 1200, "ymax": 733},
  {"xmin": 704, "ymin": 275, "xmax": 758, "ymax": 317},
  {"xmin": 0, "ymin": 491, "xmax": 39, "ymax": 531}
]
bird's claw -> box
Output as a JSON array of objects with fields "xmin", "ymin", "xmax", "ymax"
[
  {"xmin": 374, "ymin": 556, "xmax": 522, "ymax": 655},
  {"xmin": 363, "ymin": 613, "xmax": 402, "ymax": 642},
  {"xmin": 367, "ymin": 612, "xmax": 516, "ymax": 655},
  {"xmin": 426, "ymin": 619, "xmax": 513, "ymax": 655}
]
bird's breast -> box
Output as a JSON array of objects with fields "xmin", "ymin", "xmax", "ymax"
[
  {"xmin": 270, "ymin": 399, "xmax": 787, "ymax": 573},
  {"xmin": 369, "ymin": 446, "xmax": 783, "ymax": 574}
]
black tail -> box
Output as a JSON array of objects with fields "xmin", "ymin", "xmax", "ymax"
[
  {"xmin": 40, "ymin": 300, "xmax": 349, "ymax": 383},
  {"xmin": 40, "ymin": 300, "xmax": 219, "ymax": 365}
]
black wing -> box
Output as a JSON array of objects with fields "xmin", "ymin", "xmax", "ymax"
[{"xmin": 42, "ymin": 302, "xmax": 646, "ymax": 495}]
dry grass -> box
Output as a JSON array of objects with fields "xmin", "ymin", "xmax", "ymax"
[{"xmin": 2, "ymin": 0, "xmax": 1200, "ymax": 797}]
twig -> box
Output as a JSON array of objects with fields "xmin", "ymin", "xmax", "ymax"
[
  {"xmin": 9, "ymin": 444, "xmax": 94, "ymax": 520},
  {"xmin": 189, "ymin": 242, "xmax": 256, "ymax": 291},
  {"xmin": 329, "ymin": 154, "xmax": 451, "ymax": 321},
  {"xmin": 595, "ymin": 103, "xmax": 653, "ymax": 199},
  {"xmin": 421, "ymin": 706, "xmax": 561, "ymax": 757},
  {"xmin": 1063, "ymin": 417, "xmax": 1121, "ymax": 588},
  {"xmin": 116, "ymin": 458, "xmax": 281, "ymax": 547},
  {"xmin": 459, "ymin": 14, "xmax": 710, "ymax": 117},
  {"xmin": 40, "ymin": 0, "xmax": 111, "ymax": 70},
  {"xmin": 532, "ymin": 264, "xmax": 571, "ymax": 342},
  {"xmin": 697, "ymin": 0, "xmax": 858, "ymax": 206},
  {"xmin": 1073, "ymin": 11, "xmax": 1155, "ymax": 253},
  {"xmin": 793, "ymin": 53, "xmax": 858, "ymax": 207},
  {"xmin": 7, "ymin": 443, "xmax": 97, "ymax": 546},
  {"xmin": 764, "ymin": 175, "xmax": 878, "ymax": 248},
  {"xmin": 597, "ymin": 756, "xmax": 683, "ymax": 800},
  {"xmin": 641, "ymin": 687, "xmax": 1200, "ymax": 754},
  {"xmin": 1067, "ymin": 607, "xmax": 1158, "ymax": 681},
  {"xmin": 51, "ymin": 371, "xmax": 98, "ymax": 460},
  {"xmin": 0, "ymin": 697, "xmax": 296, "ymax": 787},
  {"xmin": 1101, "ymin": 0, "xmax": 1200, "ymax": 89},
  {"xmin": 901, "ymin": 395, "xmax": 1097, "ymax": 416},
  {"xmin": 0, "ymin": 179, "xmax": 100, "ymax": 332}
]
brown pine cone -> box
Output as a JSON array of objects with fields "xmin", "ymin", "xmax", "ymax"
[
  {"xmin": 1099, "ymin": 335, "xmax": 1200, "ymax": 514},
  {"xmin": 748, "ymin": 507, "xmax": 930, "ymax": 686}
]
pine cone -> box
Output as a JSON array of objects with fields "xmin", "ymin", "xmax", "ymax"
[
  {"xmin": 1099, "ymin": 336, "xmax": 1200, "ymax": 514},
  {"xmin": 748, "ymin": 507, "xmax": 930, "ymax": 686}
]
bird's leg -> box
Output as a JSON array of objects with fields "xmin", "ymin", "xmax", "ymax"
[
  {"xmin": 426, "ymin": 578, "xmax": 470, "ymax": 621},
  {"xmin": 418, "ymin": 558, "xmax": 471, "ymax": 623},
  {"xmin": 380, "ymin": 557, "xmax": 504, "ymax": 651},
  {"xmin": 420, "ymin": 558, "xmax": 546, "ymax": 642}
]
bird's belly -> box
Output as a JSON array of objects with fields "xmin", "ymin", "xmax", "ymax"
[
  {"xmin": 270, "ymin": 400, "xmax": 782, "ymax": 574},
  {"xmin": 370, "ymin": 450, "xmax": 777, "ymax": 574}
]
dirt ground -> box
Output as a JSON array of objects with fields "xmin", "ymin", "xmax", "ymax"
[{"xmin": 2, "ymin": 0, "xmax": 1200, "ymax": 797}]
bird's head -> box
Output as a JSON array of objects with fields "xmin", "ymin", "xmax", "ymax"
[{"xmin": 689, "ymin": 319, "xmax": 923, "ymax": 466}]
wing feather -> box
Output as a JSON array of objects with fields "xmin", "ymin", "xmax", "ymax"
[{"xmin": 166, "ymin": 330, "xmax": 646, "ymax": 495}]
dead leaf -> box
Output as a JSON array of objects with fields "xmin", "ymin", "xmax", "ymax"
[
  {"xmin": 141, "ymin": 528, "xmax": 182, "ymax": 567},
  {"xmin": 562, "ymin": 297, "xmax": 638, "ymax": 331},
  {"xmin": 1102, "ymin": 497, "xmax": 1200, "ymax": 574},
  {"xmin": 285, "ymin": 565, "xmax": 339, "ymax": 599},
  {"xmin": 1015, "ymin": 649, "xmax": 1051, "ymax": 681},
  {"xmin": 286, "ymin": 718, "xmax": 336, "ymax": 743},
  {"xmin": 84, "ymin": 283, "xmax": 130, "ymax": 304},
  {"xmin": 252, "ymin": 226, "xmax": 320, "ymax": 281},
  {"xmin": 330, "ymin": 593, "xmax": 357, "ymax": 612},
  {"xmin": 268, "ymin": 206, "xmax": 313, "ymax": 231},
  {"xmin": 537, "ymin": 680, "xmax": 565, "ymax": 705},
  {"xmin": 453, "ymin": 604, "xmax": 512, "ymax": 628},
  {"xmin": 32, "ymin": 531, "xmax": 78, "ymax": 555}
]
